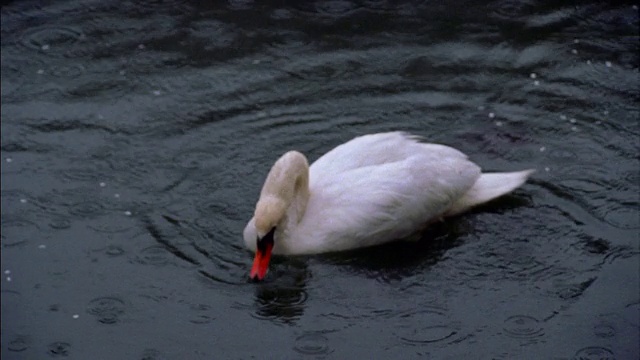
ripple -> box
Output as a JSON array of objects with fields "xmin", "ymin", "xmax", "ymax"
[
  {"xmin": 188, "ymin": 303, "xmax": 214, "ymax": 325},
  {"xmin": 503, "ymin": 315, "xmax": 544, "ymax": 339},
  {"xmin": 20, "ymin": 26, "xmax": 84, "ymax": 54},
  {"xmin": 394, "ymin": 307, "xmax": 459, "ymax": 344},
  {"xmin": 67, "ymin": 200, "xmax": 106, "ymax": 218},
  {"xmin": 49, "ymin": 63, "xmax": 86, "ymax": 78},
  {"xmin": 134, "ymin": 245, "xmax": 171, "ymax": 267},
  {"xmin": 593, "ymin": 323, "xmax": 615, "ymax": 338},
  {"xmin": 172, "ymin": 149, "xmax": 224, "ymax": 169},
  {"xmin": 251, "ymin": 283, "xmax": 309, "ymax": 323},
  {"xmin": 1, "ymin": 217, "xmax": 40, "ymax": 248},
  {"xmin": 315, "ymin": 0, "xmax": 360, "ymax": 16},
  {"xmin": 7, "ymin": 335, "xmax": 29, "ymax": 352},
  {"xmin": 598, "ymin": 203, "xmax": 639, "ymax": 229},
  {"xmin": 49, "ymin": 217, "xmax": 71, "ymax": 230},
  {"xmin": 573, "ymin": 346, "xmax": 615, "ymax": 360},
  {"xmin": 293, "ymin": 333, "xmax": 332, "ymax": 356},
  {"xmin": 86, "ymin": 296, "xmax": 126, "ymax": 324},
  {"xmin": 48, "ymin": 341, "xmax": 71, "ymax": 357}
]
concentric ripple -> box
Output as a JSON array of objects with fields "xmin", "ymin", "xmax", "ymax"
[
  {"xmin": 20, "ymin": 26, "xmax": 84, "ymax": 54},
  {"xmin": 293, "ymin": 333, "xmax": 332, "ymax": 356},
  {"xmin": 86, "ymin": 296, "xmax": 126, "ymax": 324},
  {"xmin": 502, "ymin": 315, "xmax": 544, "ymax": 339}
]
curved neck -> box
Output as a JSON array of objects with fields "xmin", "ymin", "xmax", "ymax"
[{"xmin": 257, "ymin": 151, "xmax": 310, "ymax": 229}]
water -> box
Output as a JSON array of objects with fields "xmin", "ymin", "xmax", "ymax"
[{"xmin": 1, "ymin": 1, "xmax": 638, "ymax": 359}]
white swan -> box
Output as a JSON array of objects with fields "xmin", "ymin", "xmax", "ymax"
[{"xmin": 244, "ymin": 131, "xmax": 534, "ymax": 280}]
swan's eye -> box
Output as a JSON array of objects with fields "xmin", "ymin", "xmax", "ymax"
[{"xmin": 257, "ymin": 227, "xmax": 276, "ymax": 252}]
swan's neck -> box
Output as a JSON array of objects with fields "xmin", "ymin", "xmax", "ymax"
[{"xmin": 255, "ymin": 151, "xmax": 310, "ymax": 233}]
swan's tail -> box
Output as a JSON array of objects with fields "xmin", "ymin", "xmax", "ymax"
[{"xmin": 445, "ymin": 169, "xmax": 535, "ymax": 216}]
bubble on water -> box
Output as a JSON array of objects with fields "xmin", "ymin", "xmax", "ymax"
[
  {"xmin": 488, "ymin": 112, "xmax": 495, "ymax": 118},
  {"xmin": 569, "ymin": 118, "xmax": 576, "ymax": 124},
  {"xmin": 533, "ymin": 80, "xmax": 540, "ymax": 86},
  {"xmin": 571, "ymin": 49, "xmax": 578, "ymax": 54},
  {"xmin": 605, "ymin": 61, "xmax": 612, "ymax": 67},
  {"xmin": 4, "ymin": 270, "xmax": 10, "ymax": 274},
  {"xmin": 544, "ymin": 167, "xmax": 550, "ymax": 172},
  {"xmin": 38, "ymin": 244, "xmax": 47, "ymax": 249},
  {"xmin": 495, "ymin": 121, "xmax": 503, "ymax": 127},
  {"xmin": 529, "ymin": 73, "xmax": 537, "ymax": 79},
  {"xmin": 152, "ymin": 90, "xmax": 161, "ymax": 96},
  {"xmin": 72, "ymin": 314, "xmax": 79, "ymax": 319},
  {"xmin": 6, "ymin": 157, "xmax": 12, "ymax": 163},
  {"xmin": 41, "ymin": 44, "xmax": 50, "ymax": 50},
  {"xmin": 99, "ymin": 182, "xmax": 106, "ymax": 187},
  {"xmin": 138, "ymin": 44, "xmax": 145, "ymax": 50},
  {"xmin": 124, "ymin": 211, "xmax": 132, "ymax": 216},
  {"xmin": 6, "ymin": 276, "xmax": 12, "ymax": 282},
  {"xmin": 19, "ymin": 198, "xmax": 27, "ymax": 203},
  {"xmin": 539, "ymin": 146, "xmax": 546, "ymax": 152}
]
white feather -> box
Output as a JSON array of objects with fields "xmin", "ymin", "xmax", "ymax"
[{"xmin": 243, "ymin": 131, "xmax": 533, "ymax": 255}]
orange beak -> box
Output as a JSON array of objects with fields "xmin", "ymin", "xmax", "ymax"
[{"xmin": 250, "ymin": 227, "xmax": 275, "ymax": 281}]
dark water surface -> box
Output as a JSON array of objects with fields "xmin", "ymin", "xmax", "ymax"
[{"xmin": 2, "ymin": 1, "xmax": 639, "ymax": 359}]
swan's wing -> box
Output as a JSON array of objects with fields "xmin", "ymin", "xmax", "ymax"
[
  {"xmin": 297, "ymin": 153, "xmax": 480, "ymax": 252},
  {"xmin": 310, "ymin": 132, "xmax": 467, "ymax": 187}
]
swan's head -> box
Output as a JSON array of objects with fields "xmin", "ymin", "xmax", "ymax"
[{"xmin": 249, "ymin": 196, "xmax": 286, "ymax": 281}]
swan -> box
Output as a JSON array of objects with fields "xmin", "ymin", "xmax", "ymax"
[{"xmin": 244, "ymin": 131, "xmax": 534, "ymax": 280}]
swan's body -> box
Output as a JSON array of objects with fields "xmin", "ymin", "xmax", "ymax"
[{"xmin": 244, "ymin": 132, "xmax": 534, "ymax": 280}]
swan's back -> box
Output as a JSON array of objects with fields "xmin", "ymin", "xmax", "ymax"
[{"xmin": 286, "ymin": 132, "xmax": 482, "ymax": 254}]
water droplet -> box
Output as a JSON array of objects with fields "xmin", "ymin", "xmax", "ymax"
[
  {"xmin": 569, "ymin": 118, "xmax": 577, "ymax": 123},
  {"xmin": 539, "ymin": 146, "xmax": 546, "ymax": 152},
  {"xmin": 495, "ymin": 121, "xmax": 503, "ymax": 127},
  {"xmin": 573, "ymin": 346, "xmax": 614, "ymax": 360},
  {"xmin": 574, "ymin": 39, "xmax": 580, "ymax": 44},
  {"xmin": 41, "ymin": 44, "xmax": 50, "ymax": 50},
  {"xmin": 294, "ymin": 333, "xmax": 331, "ymax": 355},
  {"xmin": 72, "ymin": 314, "xmax": 79, "ymax": 319},
  {"xmin": 605, "ymin": 61, "xmax": 612, "ymax": 67},
  {"xmin": 252, "ymin": 59, "xmax": 261, "ymax": 64},
  {"xmin": 533, "ymin": 80, "xmax": 540, "ymax": 86},
  {"xmin": 571, "ymin": 49, "xmax": 578, "ymax": 54},
  {"xmin": 4, "ymin": 270, "xmax": 10, "ymax": 274},
  {"xmin": 48, "ymin": 341, "xmax": 71, "ymax": 357},
  {"xmin": 603, "ymin": 110, "xmax": 609, "ymax": 115},
  {"xmin": 529, "ymin": 73, "xmax": 537, "ymax": 79},
  {"xmin": 119, "ymin": 70, "xmax": 126, "ymax": 75},
  {"xmin": 87, "ymin": 296, "xmax": 126, "ymax": 324},
  {"xmin": 124, "ymin": 211, "xmax": 132, "ymax": 216},
  {"xmin": 19, "ymin": 198, "xmax": 27, "ymax": 203},
  {"xmin": 138, "ymin": 44, "xmax": 145, "ymax": 50},
  {"xmin": 477, "ymin": 105, "xmax": 485, "ymax": 111},
  {"xmin": 560, "ymin": 115, "xmax": 567, "ymax": 120},
  {"xmin": 99, "ymin": 182, "xmax": 106, "ymax": 187},
  {"xmin": 6, "ymin": 157, "xmax": 13, "ymax": 163},
  {"xmin": 114, "ymin": 193, "xmax": 120, "ymax": 198},
  {"xmin": 488, "ymin": 112, "xmax": 495, "ymax": 118},
  {"xmin": 38, "ymin": 244, "xmax": 47, "ymax": 249},
  {"xmin": 595, "ymin": 120, "xmax": 602, "ymax": 125},
  {"xmin": 571, "ymin": 126, "xmax": 578, "ymax": 131},
  {"xmin": 544, "ymin": 167, "xmax": 550, "ymax": 172},
  {"xmin": 503, "ymin": 315, "xmax": 543, "ymax": 339},
  {"xmin": 586, "ymin": 60, "xmax": 592, "ymax": 65},
  {"xmin": 6, "ymin": 276, "xmax": 12, "ymax": 282},
  {"xmin": 152, "ymin": 90, "xmax": 161, "ymax": 96}
]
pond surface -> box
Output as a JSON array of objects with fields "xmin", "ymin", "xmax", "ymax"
[{"xmin": 1, "ymin": 1, "xmax": 639, "ymax": 359}]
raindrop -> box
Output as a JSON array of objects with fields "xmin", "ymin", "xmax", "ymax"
[
  {"xmin": 586, "ymin": 60, "xmax": 592, "ymax": 65},
  {"xmin": 477, "ymin": 105, "xmax": 485, "ymax": 111},
  {"xmin": 41, "ymin": 44, "xmax": 50, "ymax": 50},
  {"xmin": 571, "ymin": 126, "xmax": 578, "ymax": 131},
  {"xmin": 6, "ymin": 276, "xmax": 12, "ymax": 282},
  {"xmin": 38, "ymin": 244, "xmax": 46, "ymax": 249},
  {"xmin": 574, "ymin": 39, "xmax": 580, "ymax": 44},
  {"xmin": 48, "ymin": 341, "xmax": 71, "ymax": 357},
  {"xmin": 72, "ymin": 314, "xmax": 79, "ymax": 319},
  {"xmin": 87, "ymin": 296, "xmax": 125, "ymax": 324},
  {"xmin": 124, "ymin": 211, "xmax": 132, "ymax": 216},
  {"xmin": 539, "ymin": 146, "xmax": 546, "ymax": 152},
  {"xmin": 544, "ymin": 167, "xmax": 550, "ymax": 172},
  {"xmin": 19, "ymin": 198, "xmax": 27, "ymax": 203},
  {"xmin": 99, "ymin": 182, "xmax": 106, "ymax": 187},
  {"xmin": 488, "ymin": 112, "xmax": 495, "ymax": 118},
  {"xmin": 604, "ymin": 61, "xmax": 612, "ymax": 67},
  {"xmin": 529, "ymin": 73, "xmax": 537, "ymax": 79},
  {"xmin": 6, "ymin": 157, "xmax": 13, "ymax": 163},
  {"xmin": 119, "ymin": 70, "xmax": 126, "ymax": 75},
  {"xmin": 560, "ymin": 115, "xmax": 567, "ymax": 120},
  {"xmin": 138, "ymin": 44, "xmax": 145, "ymax": 50},
  {"xmin": 4, "ymin": 270, "xmax": 10, "ymax": 274},
  {"xmin": 569, "ymin": 118, "xmax": 577, "ymax": 123},
  {"xmin": 7, "ymin": 335, "xmax": 29, "ymax": 352},
  {"xmin": 252, "ymin": 59, "xmax": 261, "ymax": 64},
  {"xmin": 573, "ymin": 346, "xmax": 614, "ymax": 360},
  {"xmin": 152, "ymin": 90, "xmax": 161, "ymax": 96},
  {"xmin": 503, "ymin": 315, "xmax": 543, "ymax": 339},
  {"xmin": 533, "ymin": 80, "xmax": 540, "ymax": 86},
  {"xmin": 495, "ymin": 121, "xmax": 503, "ymax": 127},
  {"xmin": 571, "ymin": 49, "xmax": 578, "ymax": 54},
  {"xmin": 114, "ymin": 193, "xmax": 120, "ymax": 198},
  {"xmin": 603, "ymin": 110, "xmax": 609, "ymax": 115},
  {"xmin": 294, "ymin": 333, "xmax": 331, "ymax": 355}
]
